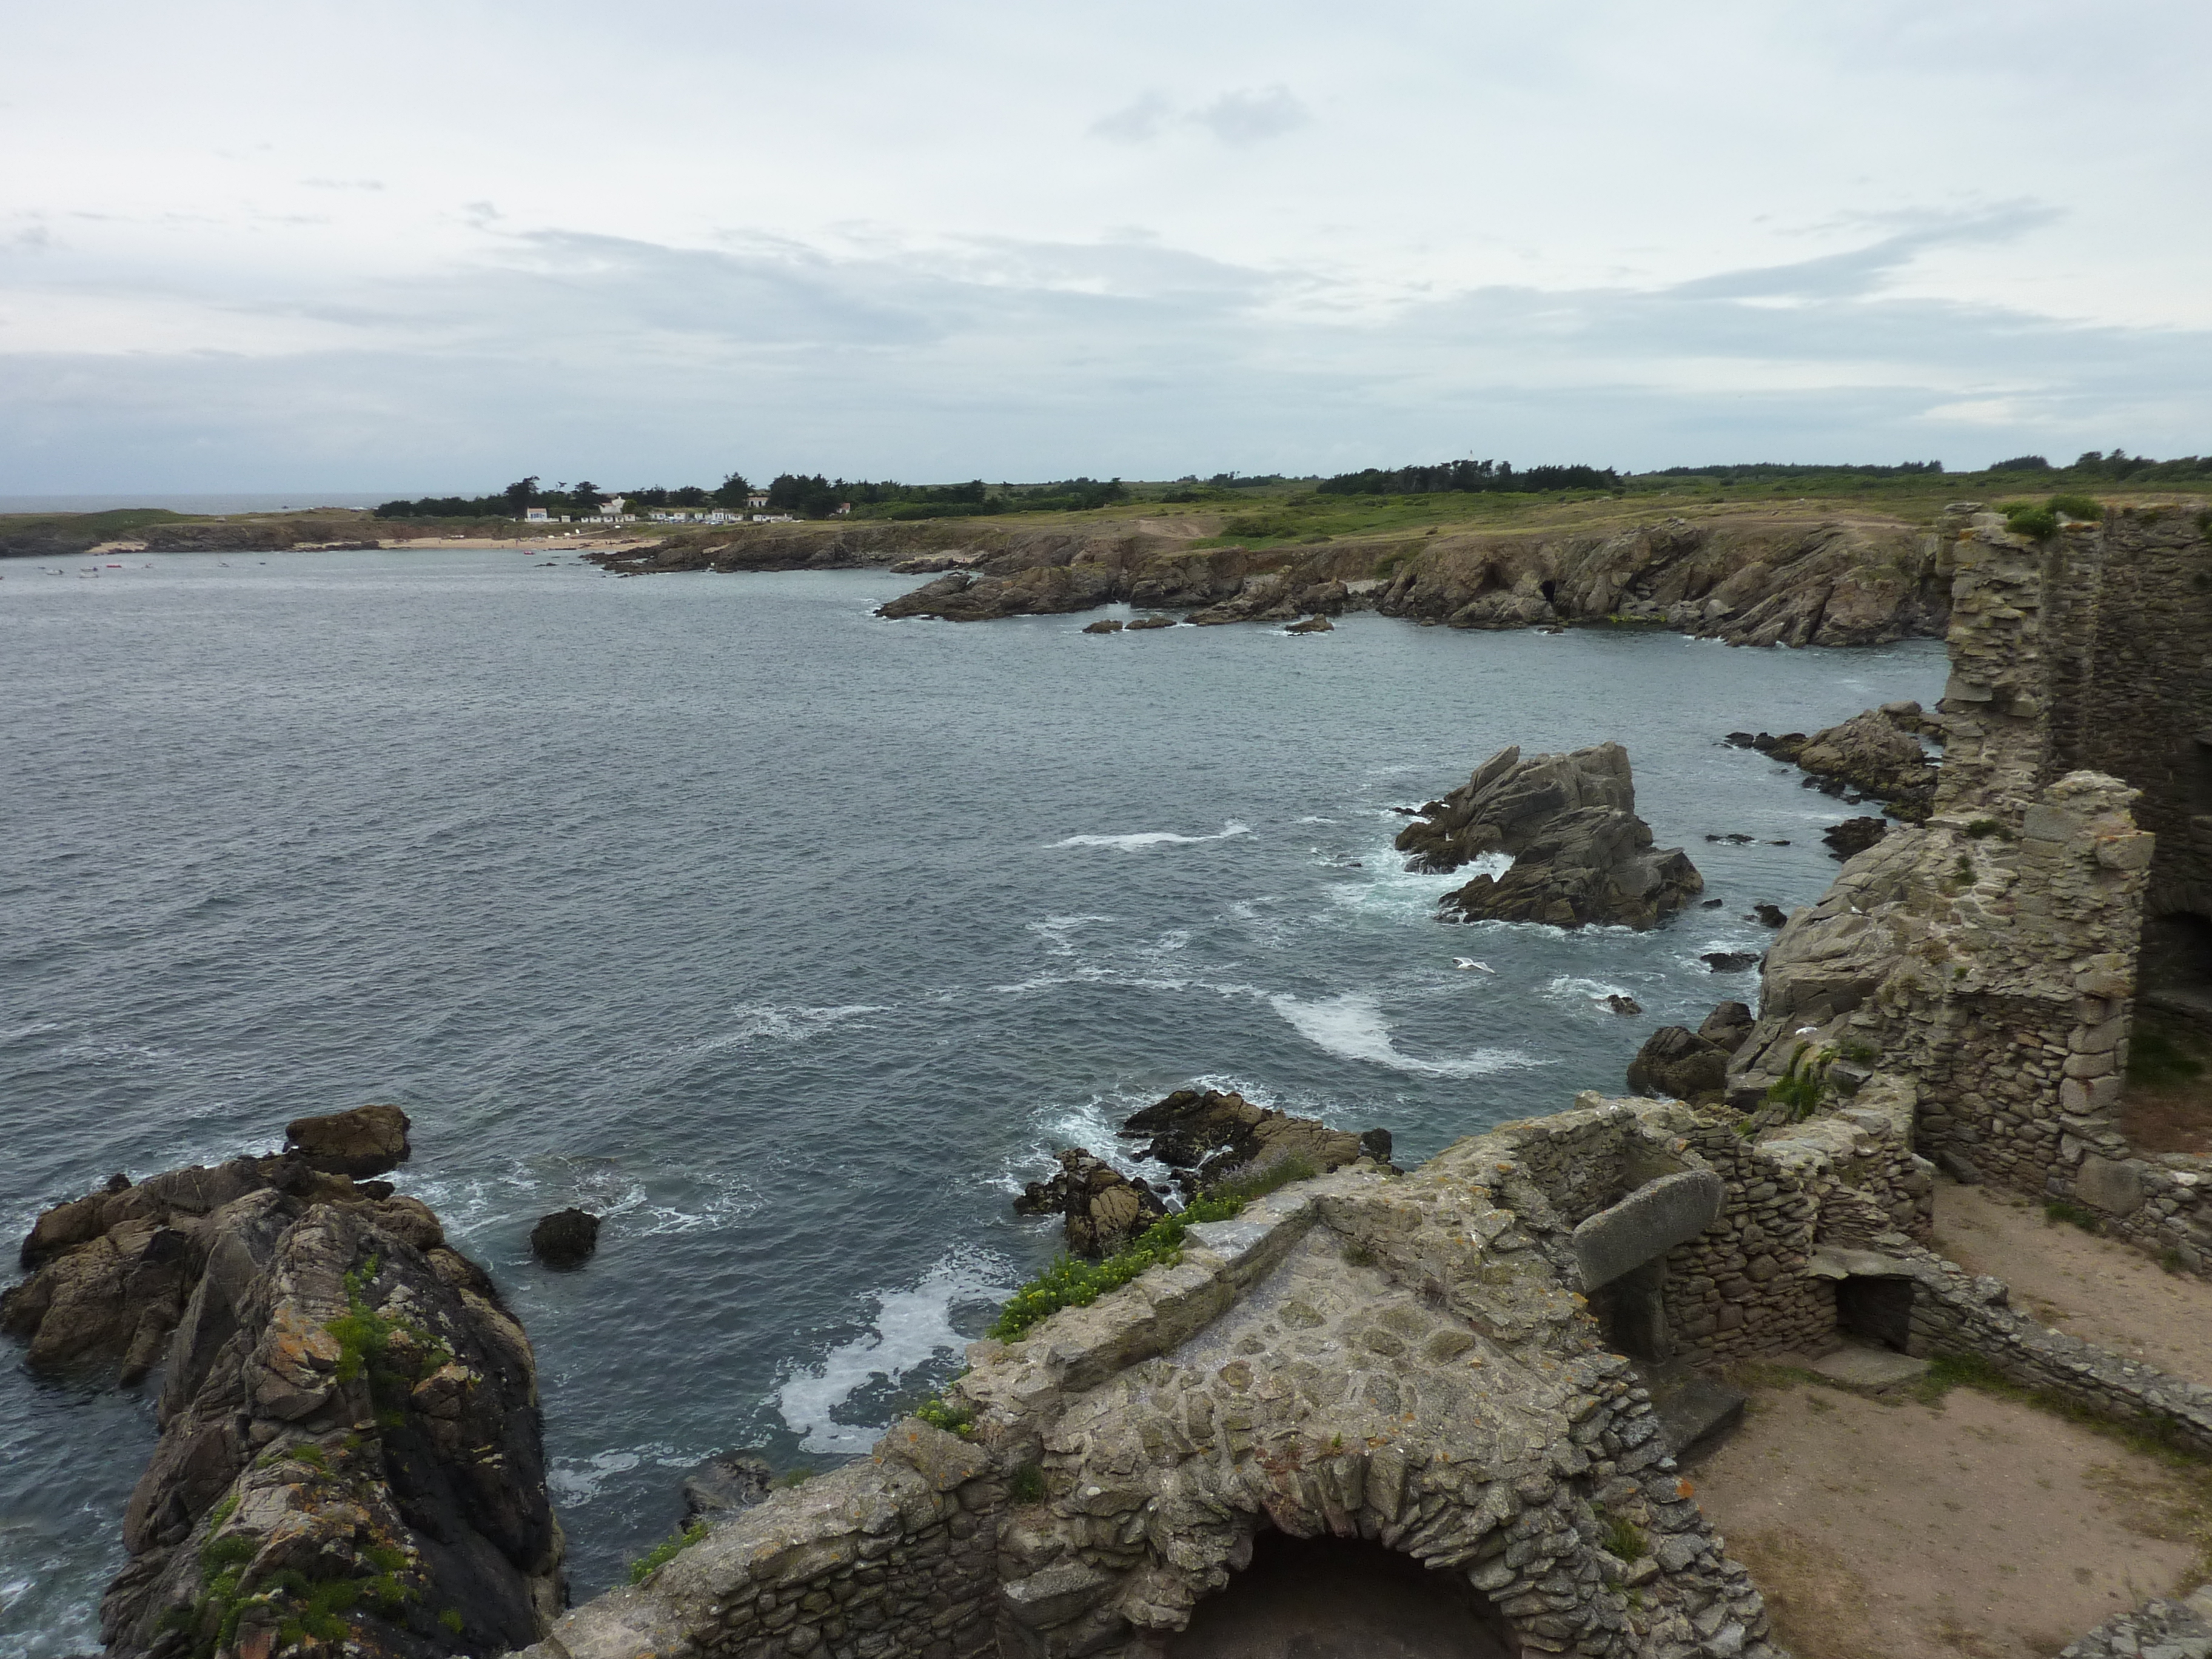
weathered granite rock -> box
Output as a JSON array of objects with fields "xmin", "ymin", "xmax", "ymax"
[
  {"xmin": 1398, "ymin": 743, "xmax": 1702, "ymax": 930},
  {"xmin": 529, "ymin": 1207, "xmax": 601, "ymax": 1269},
  {"xmin": 1823, "ymin": 815, "xmax": 1889, "ymax": 859},
  {"xmin": 97, "ymin": 1190, "xmax": 562, "ymax": 1658},
  {"xmin": 1118, "ymin": 1087, "xmax": 1372, "ymax": 1198},
  {"xmin": 3, "ymin": 1138, "xmax": 561, "ymax": 1659},
  {"xmin": 1125, "ymin": 614, "xmax": 1176, "ymax": 630},
  {"xmin": 284, "ymin": 1104, "xmax": 412, "ymax": 1178},
  {"xmin": 1396, "ymin": 743, "xmax": 1634, "ymax": 872},
  {"xmin": 1702, "ymin": 951, "xmax": 1760, "ymax": 973},
  {"xmin": 2, "ymin": 1154, "xmax": 346, "ymax": 1378},
  {"xmin": 1698, "ymin": 1000, "xmax": 1755, "ymax": 1052},
  {"xmin": 1791, "ymin": 707, "xmax": 1939, "ymax": 820},
  {"xmin": 1284, "ymin": 612, "xmax": 1334, "ymax": 634},
  {"xmin": 1081, "ymin": 617, "xmax": 1123, "ymax": 634},
  {"xmin": 1625, "ymin": 1027, "xmax": 1730, "ymax": 1101},
  {"xmin": 1014, "ymin": 1150, "xmax": 1167, "ymax": 1257}
]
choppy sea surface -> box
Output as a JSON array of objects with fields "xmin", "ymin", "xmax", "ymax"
[{"xmin": 0, "ymin": 549, "xmax": 1944, "ymax": 1654}]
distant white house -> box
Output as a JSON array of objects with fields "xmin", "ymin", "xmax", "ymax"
[
  {"xmin": 748, "ymin": 492, "xmax": 769, "ymax": 510},
  {"xmin": 834, "ymin": 503, "xmax": 853, "ymax": 516},
  {"xmin": 525, "ymin": 507, "xmax": 549, "ymax": 523}
]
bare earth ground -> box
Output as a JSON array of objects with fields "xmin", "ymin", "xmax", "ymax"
[
  {"xmin": 1932, "ymin": 1180, "xmax": 2212, "ymax": 1384},
  {"xmin": 1691, "ymin": 1374, "xmax": 2205, "ymax": 1659}
]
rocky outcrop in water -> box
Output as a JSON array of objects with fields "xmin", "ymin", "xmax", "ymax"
[
  {"xmin": 1729, "ymin": 703, "xmax": 1940, "ymax": 822},
  {"xmin": 1624, "ymin": 1001, "xmax": 1755, "ymax": 1100},
  {"xmin": 1013, "ymin": 1150, "xmax": 1167, "ymax": 1257},
  {"xmin": 529, "ymin": 1208, "xmax": 600, "ymax": 1269},
  {"xmin": 1396, "ymin": 743, "xmax": 1703, "ymax": 930},
  {"xmin": 285, "ymin": 1105, "xmax": 412, "ymax": 1179},
  {"xmin": 1016, "ymin": 1092, "xmax": 1389, "ymax": 1256},
  {"xmin": 1119, "ymin": 1088, "xmax": 1384, "ymax": 1196},
  {"xmin": 5, "ymin": 1138, "xmax": 562, "ymax": 1659}
]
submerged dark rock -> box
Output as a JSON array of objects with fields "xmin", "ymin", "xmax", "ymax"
[
  {"xmin": 1752, "ymin": 903, "xmax": 1788, "ymax": 928},
  {"xmin": 530, "ymin": 1207, "xmax": 602, "ymax": 1269},
  {"xmin": 1701, "ymin": 951, "xmax": 1760, "ymax": 973}
]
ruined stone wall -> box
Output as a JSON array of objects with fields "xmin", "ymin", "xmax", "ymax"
[
  {"xmin": 2042, "ymin": 509, "xmax": 2212, "ymax": 923},
  {"xmin": 518, "ymin": 1423, "xmax": 1006, "ymax": 1659}
]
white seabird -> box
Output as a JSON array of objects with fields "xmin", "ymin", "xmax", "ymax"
[{"xmin": 1453, "ymin": 957, "xmax": 1497, "ymax": 974}]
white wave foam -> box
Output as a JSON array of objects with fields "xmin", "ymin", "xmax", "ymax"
[
  {"xmin": 1544, "ymin": 974, "xmax": 1636, "ymax": 1002},
  {"xmin": 1267, "ymin": 991, "xmax": 1540, "ymax": 1078},
  {"xmin": 1051, "ymin": 821, "xmax": 1250, "ymax": 850},
  {"xmin": 774, "ymin": 1252, "xmax": 1014, "ymax": 1453},
  {"xmin": 692, "ymin": 1004, "xmax": 885, "ymax": 1052},
  {"xmin": 1293, "ymin": 816, "xmax": 1338, "ymax": 825},
  {"xmin": 1026, "ymin": 914, "xmax": 1117, "ymax": 956},
  {"xmin": 546, "ymin": 1448, "xmax": 641, "ymax": 1506}
]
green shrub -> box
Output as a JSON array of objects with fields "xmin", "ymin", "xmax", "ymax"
[
  {"xmin": 628, "ymin": 1521, "xmax": 709, "ymax": 1585},
  {"xmin": 2045, "ymin": 1199, "xmax": 2100, "ymax": 1234},
  {"xmin": 2002, "ymin": 503, "xmax": 2059, "ymax": 540},
  {"xmin": 1594, "ymin": 1507, "xmax": 1647, "ymax": 1561},
  {"xmin": 915, "ymin": 1396, "xmax": 975, "ymax": 1436},
  {"xmin": 1765, "ymin": 1045, "xmax": 1831, "ymax": 1121},
  {"xmin": 1964, "ymin": 818, "xmax": 2008, "ymax": 840},
  {"xmin": 990, "ymin": 1192, "xmax": 1247, "ymax": 1340},
  {"xmin": 2047, "ymin": 492, "xmax": 2103, "ymax": 520},
  {"xmin": 775, "ymin": 1467, "xmax": 813, "ymax": 1489},
  {"xmin": 1009, "ymin": 1463, "xmax": 1047, "ymax": 1504}
]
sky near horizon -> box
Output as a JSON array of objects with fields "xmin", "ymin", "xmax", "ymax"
[{"xmin": 5, "ymin": 1, "xmax": 2211, "ymax": 492}]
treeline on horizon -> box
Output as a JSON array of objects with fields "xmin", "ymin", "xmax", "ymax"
[
  {"xmin": 372, "ymin": 472, "xmax": 1131, "ymax": 521},
  {"xmin": 366, "ymin": 446, "xmax": 2212, "ymax": 523}
]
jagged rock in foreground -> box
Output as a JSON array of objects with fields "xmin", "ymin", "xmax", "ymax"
[
  {"xmin": 1013, "ymin": 1150, "xmax": 1167, "ymax": 1257},
  {"xmin": 1398, "ymin": 743, "xmax": 1703, "ymax": 929},
  {"xmin": 4, "ymin": 1147, "xmax": 561, "ymax": 1659}
]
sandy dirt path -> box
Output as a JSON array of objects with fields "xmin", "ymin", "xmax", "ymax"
[
  {"xmin": 1692, "ymin": 1375, "xmax": 2205, "ymax": 1659},
  {"xmin": 1932, "ymin": 1180, "xmax": 2212, "ymax": 1385}
]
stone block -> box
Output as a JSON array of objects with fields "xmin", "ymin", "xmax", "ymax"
[
  {"xmin": 1572, "ymin": 1170, "xmax": 1726, "ymax": 1291},
  {"xmin": 1000, "ymin": 1562, "xmax": 1113, "ymax": 1629},
  {"xmin": 2076, "ymin": 1155, "xmax": 2147, "ymax": 1217}
]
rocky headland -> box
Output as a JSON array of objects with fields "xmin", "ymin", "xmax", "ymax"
[
  {"xmin": 1396, "ymin": 742, "xmax": 1704, "ymax": 929},
  {"xmin": 585, "ymin": 510, "xmax": 1953, "ymax": 648},
  {"xmin": 4, "ymin": 1108, "xmax": 561, "ymax": 1659}
]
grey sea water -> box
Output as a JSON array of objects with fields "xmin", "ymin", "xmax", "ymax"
[{"xmin": 0, "ymin": 549, "xmax": 1944, "ymax": 1654}]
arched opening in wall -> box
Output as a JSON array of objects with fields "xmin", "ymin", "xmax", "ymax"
[{"xmin": 1165, "ymin": 1529, "xmax": 1517, "ymax": 1658}]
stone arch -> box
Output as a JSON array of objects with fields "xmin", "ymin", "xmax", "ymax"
[{"xmin": 1163, "ymin": 1528, "xmax": 1517, "ymax": 1657}]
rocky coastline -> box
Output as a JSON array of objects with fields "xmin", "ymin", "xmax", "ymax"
[{"xmin": 583, "ymin": 510, "xmax": 1954, "ymax": 648}]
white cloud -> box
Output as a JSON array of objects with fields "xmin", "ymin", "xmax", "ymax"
[
  {"xmin": 2, "ymin": 0, "xmax": 2210, "ymax": 488},
  {"xmin": 1190, "ymin": 85, "xmax": 1310, "ymax": 146}
]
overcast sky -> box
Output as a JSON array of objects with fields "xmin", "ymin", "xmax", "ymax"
[{"xmin": 6, "ymin": 0, "xmax": 2210, "ymax": 491}]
